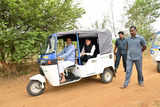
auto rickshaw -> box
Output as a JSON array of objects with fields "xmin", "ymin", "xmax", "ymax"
[
  {"xmin": 26, "ymin": 30, "xmax": 115, "ymax": 96},
  {"xmin": 150, "ymin": 31, "xmax": 160, "ymax": 73}
]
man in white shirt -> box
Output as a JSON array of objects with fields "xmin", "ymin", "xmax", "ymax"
[{"xmin": 80, "ymin": 39, "xmax": 96, "ymax": 64}]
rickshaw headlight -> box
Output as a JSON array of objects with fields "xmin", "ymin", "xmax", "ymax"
[{"xmin": 150, "ymin": 50, "xmax": 155, "ymax": 55}]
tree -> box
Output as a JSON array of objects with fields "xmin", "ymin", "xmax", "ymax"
[
  {"xmin": 126, "ymin": 0, "xmax": 160, "ymax": 41},
  {"xmin": 0, "ymin": 0, "xmax": 85, "ymax": 72},
  {"xmin": 0, "ymin": 0, "xmax": 85, "ymax": 62}
]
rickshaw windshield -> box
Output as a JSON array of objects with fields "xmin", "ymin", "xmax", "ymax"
[
  {"xmin": 40, "ymin": 36, "xmax": 56, "ymax": 54},
  {"xmin": 153, "ymin": 33, "xmax": 160, "ymax": 46}
]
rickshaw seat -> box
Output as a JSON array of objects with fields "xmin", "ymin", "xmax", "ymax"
[{"xmin": 67, "ymin": 65, "xmax": 76, "ymax": 68}]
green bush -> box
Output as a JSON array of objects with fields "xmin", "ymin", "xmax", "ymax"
[{"xmin": 0, "ymin": 0, "xmax": 85, "ymax": 63}]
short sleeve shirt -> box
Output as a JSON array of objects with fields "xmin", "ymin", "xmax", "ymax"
[
  {"xmin": 115, "ymin": 38, "xmax": 127, "ymax": 55},
  {"xmin": 127, "ymin": 35, "xmax": 146, "ymax": 60}
]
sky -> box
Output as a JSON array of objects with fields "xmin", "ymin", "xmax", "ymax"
[{"xmin": 77, "ymin": 0, "xmax": 160, "ymax": 35}]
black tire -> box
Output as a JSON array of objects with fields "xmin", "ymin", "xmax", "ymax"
[
  {"xmin": 100, "ymin": 68, "xmax": 113, "ymax": 83},
  {"xmin": 157, "ymin": 62, "xmax": 160, "ymax": 73},
  {"xmin": 26, "ymin": 80, "xmax": 45, "ymax": 96}
]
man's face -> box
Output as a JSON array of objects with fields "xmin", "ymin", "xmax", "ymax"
[
  {"xmin": 119, "ymin": 33, "xmax": 124, "ymax": 39},
  {"xmin": 85, "ymin": 39, "xmax": 91, "ymax": 46},
  {"xmin": 130, "ymin": 28, "xmax": 137, "ymax": 36},
  {"xmin": 66, "ymin": 38, "xmax": 72, "ymax": 45}
]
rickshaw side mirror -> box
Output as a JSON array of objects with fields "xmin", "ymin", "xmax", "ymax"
[{"xmin": 40, "ymin": 43, "xmax": 43, "ymax": 49}]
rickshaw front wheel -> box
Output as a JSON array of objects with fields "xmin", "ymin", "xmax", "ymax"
[{"xmin": 26, "ymin": 80, "xmax": 45, "ymax": 96}]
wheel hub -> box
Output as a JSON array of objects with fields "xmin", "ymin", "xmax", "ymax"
[
  {"xmin": 31, "ymin": 82, "xmax": 42, "ymax": 93},
  {"xmin": 105, "ymin": 72, "xmax": 111, "ymax": 81}
]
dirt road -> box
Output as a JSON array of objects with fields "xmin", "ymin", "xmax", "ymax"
[{"xmin": 0, "ymin": 55, "xmax": 160, "ymax": 107}]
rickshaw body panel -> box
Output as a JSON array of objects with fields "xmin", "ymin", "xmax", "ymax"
[
  {"xmin": 77, "ymin": 53, "xmax": 114, "ymax": 78},
  {"xmin": 41, "ymin": 65, "xmax": 60, "ymax": 86},
  {"xmin": 151, "ymin": 31, "xmax": 160, "ymax": 62}
]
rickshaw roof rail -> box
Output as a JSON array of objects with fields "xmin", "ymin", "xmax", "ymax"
[{"xmin": 56, "ymin": 29, "xmax": 112, "ymax": 38}]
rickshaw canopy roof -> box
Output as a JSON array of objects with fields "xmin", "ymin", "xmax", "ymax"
[
  {"xmin": 55, "ymin": 30, "xmax": 113, "ymax": 54},
  {"xmin": 57, "ymin": 30, "xmax": 98, "ymax": 38}
]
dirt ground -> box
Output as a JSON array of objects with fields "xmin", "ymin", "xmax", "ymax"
[{"xmin": 0, "ymin": 55, "xmax": 160, "ymax": 107}]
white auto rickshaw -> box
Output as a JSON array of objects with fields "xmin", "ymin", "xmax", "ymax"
[
  {"xmin": 150, "ymin": 31, "xmax": 160, "ymax": 73},
  {"xmin": 26, "ymin": 30, "xmax": 115, "ymax": 96}
]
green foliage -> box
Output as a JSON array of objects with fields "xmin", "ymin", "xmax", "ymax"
[
  {"xmin": 112, "ymin": 39, "xmax": 116, "ymax": 44},
  {"xmin": 126, "ymin": 0, "xmax": 160, "ymax": 41},
  {"xmin": 0, "ymin": 0, "xmax": 85, "ymax": 63}
]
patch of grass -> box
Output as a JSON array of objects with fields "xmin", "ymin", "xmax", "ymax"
[{"xmin": 0, "ymin": 63, "xmax": 39, "ymax": 78}]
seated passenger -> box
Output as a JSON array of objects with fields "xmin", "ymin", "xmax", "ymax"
[
  {"xmin": 80, "ymin": 39, "xmax": 96, "ymax": 64},
  {"xmin": 57, "ymin": 37, "xmax": 75, "ymax": 83}
]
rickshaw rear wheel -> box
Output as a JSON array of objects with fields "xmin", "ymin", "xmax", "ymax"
[
  {"xmin": 26, "ymin": 80, "xmax": 45, "ymax": 96},
  {"xmin": 157, "ymin": 62, "xmax": 160, "ymax": 73},
  {"xmin": 100, "ymin": 68, "xmax": 113, "ymax": 83}
]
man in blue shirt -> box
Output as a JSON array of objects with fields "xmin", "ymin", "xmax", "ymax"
[
  {"xmin": 114, "ymin": 31, "xmax": 127, "ymax": 72},
  {"xmin": 121, "ymin": 26, "xmax": 147, "ymax": 89},
  {"xmin": 57, "ymin": 37, "xmax": 75, "ymax": 83}
]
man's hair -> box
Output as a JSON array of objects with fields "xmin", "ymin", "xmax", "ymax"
[
  {"xmin": 118, "ymin": 31, "xmax": 124, "ymax": 35},
  {"xmin": 65, "ymin": 37, "xmax": 73, "ymax": 42},
  {"xmin": 130, "ymin": 26, "xmax": 137, "ymax": 30},
  {"xmin": 66, "ymin": 37, "xmax": 72, "ymax": 40},
  {"xmin": 86, "ymin": 38, "xmax": 91, "ymax": 41}
]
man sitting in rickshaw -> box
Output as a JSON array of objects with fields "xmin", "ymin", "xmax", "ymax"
[
  {"xmin": 80, "ymin": 39, "xmax": 96, "ymax": 64},
  {"xmin": 57, "ymin": 37, "xmax": 75, "ymax": 83}
]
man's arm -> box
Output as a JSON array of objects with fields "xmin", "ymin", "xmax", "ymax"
[
  {"xmin": 114, "ymin": 46, "xmax": 117, "ymax": 55},
  {"xmin": 85, "ymin": 45, "xmax": 96, "ymax": 56},
  {"xmin": 114, "ymin": 39, "xmax": 118, "ymax": 55},
  {"xmin": 126, "ymin": 38, "xmax": 128, "ymax": 51},
  {"xmin": 142, "ymin": 45, "xmax": 147, "ymax": 52},
  {"xmin": 59, "ymin": 45, "xmax": 75, "ymax": 58},
  {"xmin": 80, "ymin": 47, "xmax": 85, "ymax": 56},
  {"xmin": 140, "ymin": 37, "xmax": 147, "ymax": 52},
  {"xmin": 57, "ymin": 49, "xmax": 65, "ymax": 57}
]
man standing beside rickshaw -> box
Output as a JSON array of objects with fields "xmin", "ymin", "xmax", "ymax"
[
  {"xmin": 114, "ymin": 31, "xmax": 127, "ymax": 72},
  {"xmin": 121, "ymin": 26, "xmax": 147, "ymax": 89}
]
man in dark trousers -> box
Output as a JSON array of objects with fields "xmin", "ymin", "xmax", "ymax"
[
  {"xmin": 121, "ymin": 26, "xmax": 147, "ymax": 89},
  {"xmin": 80, "ymin": 39, "xmax": 96, "ymax": 64},
  {"xmin": 114, "ymin": 31, "xmax": 127, "ymax": 72}
]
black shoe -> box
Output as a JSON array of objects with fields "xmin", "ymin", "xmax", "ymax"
[
  {"xmin": 124, "ymin": 68, "xmax": 126, "ymax": 72},
  {"xmin": 120, "ymin": 85, "xmax": 127, "ymax": 89},
  {"xmin": 115, "ymin": 69, "xmax": 117, "ymax": 73}
]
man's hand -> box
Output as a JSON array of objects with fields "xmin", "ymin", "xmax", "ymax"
[
  {"xmin": 57, "ymin": 57, "xmax": 64, "ymax": 61},
  {"xmin": 81, "ymin": 53, "xmax": 86, "ymax": 56},
  {"xmin": 114, "ymin": 46, "xmax": 117, "ymax": 55},
  {"xmin": 142, "ymin": 46, "xmax": 147, "ymax": 52},
  {"xmin": 114, "ymin": 51, "xmax": 117, "ymax": 55}
]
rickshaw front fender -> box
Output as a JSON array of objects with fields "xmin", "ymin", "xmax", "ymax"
[{"xmin": 30, "ymin": 74, "xmax": 46, "ymax": 85}]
